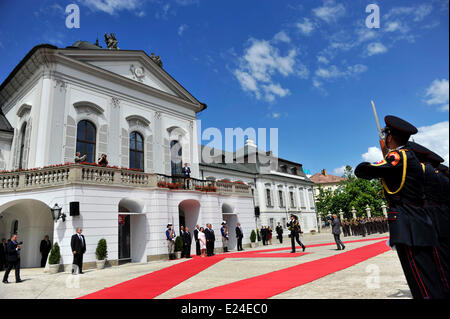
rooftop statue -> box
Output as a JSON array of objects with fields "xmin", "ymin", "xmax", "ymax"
[{"xmin": 104, "ymin": 32, "xmax": 119, "ymax": 50}]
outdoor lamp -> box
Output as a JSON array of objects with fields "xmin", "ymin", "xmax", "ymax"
[{"xmin": 51, "ymin": 203, "xmax": 66, "ymax": 222}]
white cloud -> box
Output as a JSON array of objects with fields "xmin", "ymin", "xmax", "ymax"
[
  {"xmin": 366, "ymin": 42, "xmax": 388, "ymax": 56},
  {"xmin": 178, "ymin": 24, "xmax": 188, "ymax": 36},
  {"xmin": 313, "ymin": 0, "xmax": 345, "ymax": 23},
  {"xmin": 273, "ymin": 31, "xmax": 291, "ymax": 43},
  {"xmin": 315, "ymin": 64, "xmax": 368, "ymax": 79},
  {"xmin": 317, "ymin": 56, "xmax": 329, "ymax": 64},
  {"xmin": 425, "ymin": 79, "xmax": 449, "ymax": 112},
  {"xmin": 414, "ymin": 121, "xmax": 449, "ymax": 165},
  {"xmin": 333, "ymin": 165, "xmax": 347, "ymax": 176},
  {"xmin": 234, "ymin": 38, "xmax": 301, "ymax": 102},
  {"xmin": 79, "ymin": 0, "xmax": 143, "ymax": 15},
  {"xmin": 296, "ymin": 18, "xmax": 315, "ymax": 35},
  {"xmin": 362, "ymin": 146, "xmax": 383, "ymax": 163}
]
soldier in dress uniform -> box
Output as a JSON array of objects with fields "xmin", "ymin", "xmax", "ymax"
[
  {"xmin": 409, "ymin": 142, "xmax": 449, "ymax": 296},
  {"xmin": 287, "ymin": 214, "xmax": 306, "ymax": 253},
  {"xmin": 355, "ymin": 115, "xmax": 446, "ymax": 299}
]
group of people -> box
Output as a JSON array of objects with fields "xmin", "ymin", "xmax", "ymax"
[
  {"xmin": 354, "ymin": 115, "xmax": 449, "ymax": 299},
  {"xmin": 341, "ymin": 217, "xmax": 388, "ymax": 237},
  {"xmin": 165, "ymin": 221, "xmax": 245, "ymax": 259},
  {"xmin": 259, "ymin": 226, "xmax": 273, "ymax": 245},
  {"xmin": 74, "ymin": 152, "xmax": 108, "ymax": 166}
]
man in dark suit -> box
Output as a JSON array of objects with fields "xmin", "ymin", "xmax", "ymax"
[
  {"xmin": 235, "ymin": 223, "xmax": 244, "ymax": 251},
  {"xmin": 276, "ymin": 222, "xmax": 283, "ymax": 244},
  {"xmin": 0, "ymin": 238, "xmax": 7, "ymax": 271},
  {"xmin": 39, "ymin": 235, "xmax": 52, "ymax": 268},
  {"xmin": 182, "ymin": 163, "xmax": 191, "ymax": 189},
  {"xmin": 2, "ymin": 234, "xmax": 22, "ymax": 283},
  {"xmin": 193, "ymin": 225, "xmax": 201, "ymax": 256},
  {"xmin": 71, "ymin": 227, "xmax": 86, "ymax": 274},
  {"xmin": 331, "ymin": 214, "xmax": 345, "ymax": 250},
  {"xmin": 287, "ymin": 215, "xmax": 306, "ymax": 253},
  {"xmin": 205, "ymin": 223, "xmax": 215, "ymax": 256},
  {"xmin": 182, "ymin": 226, "xmax": 192, "ymax": 258}
]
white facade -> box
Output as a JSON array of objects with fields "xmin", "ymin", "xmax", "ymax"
[
  {"xmin": 199, "ymin": 141, "xmax": 318, "ymax": 234},
  {"xmin": 0, "ymin": 42, "xmax": 254, "ymax": 268}
]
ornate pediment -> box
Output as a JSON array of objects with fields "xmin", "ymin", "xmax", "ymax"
[
  {"xmin": 126, "ymin": 115, "xmax": 150, "ymax": 128},
  {"xmin": 73, "ymin": 101, "xmax": 104, "ymax": 115}
]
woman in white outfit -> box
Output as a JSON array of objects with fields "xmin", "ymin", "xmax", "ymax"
[{"xmin": 198, "ymin": 227, "xmax": 207, "ymax": 257}]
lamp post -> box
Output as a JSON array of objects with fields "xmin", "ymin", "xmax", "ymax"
[{"xmin": 51, "ymin": 203, "xmax": 66, "ymax": 222}]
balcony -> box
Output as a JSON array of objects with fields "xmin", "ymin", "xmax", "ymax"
[{"xmin": 0, "ymin": 163, "xmax": 252, "ymax": 196}]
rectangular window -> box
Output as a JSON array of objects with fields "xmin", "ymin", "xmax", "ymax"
[
  {"xmin": 282, "ymin": 218, "xmax": 286, "ymax": 228},
  {"xmin": 278, "ymin": 190, "xmax": 284, "ymax": 208},
  {"xmin": 269, "ymin": 218, "xmax": 274, "ymax": 230},
  {"xmin": 266, "ymin": 189, "xmax": 272, "ymax": 207},
  {"xmin": 290, "ymin": 191, "xmax": 295, "ymax": 208},
  {"xmin": 308, "ymin": 188, "xmax": 315, "ymax": 208},
  {"xmin": 299, "ymin": 188, "xmax": 306, "ymax": 209}
]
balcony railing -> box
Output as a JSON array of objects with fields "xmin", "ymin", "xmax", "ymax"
[{"xmin": 0, "ymin": 164, "xmax": 251, "ymax": 196}]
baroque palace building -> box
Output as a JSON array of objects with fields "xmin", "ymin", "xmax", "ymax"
[{"xmin": 0, "ymin": 39, "xmax": 255, "ymax": 269}]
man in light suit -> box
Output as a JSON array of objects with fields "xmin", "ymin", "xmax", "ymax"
[
  {"xmin": 71, "ymin": 227, "xmax": 86, "ymax": 274},
  {"xmin": 331, "ymin": 214, "xmax": 345, "ymax": 250}
]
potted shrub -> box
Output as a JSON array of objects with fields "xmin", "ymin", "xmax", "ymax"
[
  {"xmin": 174, "ymin": 236, "xmax": 184, "ymax": 259},
  {"xmin": 95, "ymin": 238, "xmax": 108, "ymax": 269},
  {"xmin": 250, "ymin": 230, "xmax": 257, "ymax": 248},
  {"xmin": 48, "ymin": 243, "xmax": 61, "ymax": 274}
]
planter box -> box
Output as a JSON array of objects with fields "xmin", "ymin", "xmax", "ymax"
[
  {"xmin": 49, "ymin": 264, "xmax": 60, "ymax": 274},
  {"xmin": 96, "ymin": 259, "xmax": 106, "ymax": 270},
  {"xmin": 250, "ymin": 242, "xmax": 257, "ymax": 248},
  {"xmin": 175, "ymin": 251, "xmax": 182, "ymax": 259}
]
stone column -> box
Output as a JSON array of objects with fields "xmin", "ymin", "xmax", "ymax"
[
  {"xmin": 351, "ymin": 206, "xmax": 357, "ymax": 219},
  {"xmin": 366, "ymin": 204, "xmax": 371, "ymax": 218},
  {"xmin": 381, "ymin": 202, "xmax": 387, "ymax": 217},
  {"xmin": 339, "ymin": 208, "xmax": 344, "ymax": 221}
]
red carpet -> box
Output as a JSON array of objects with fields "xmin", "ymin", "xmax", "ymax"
[
  {"xmin": 80, "ymin": 256, "xmax": 224, "ymax": 299},
  {"xmin": 176, "ymin": 240, "xmax": 390, "ymax": 299},
  {"xmin": 79, "ymin": 236, "xmax": 389, "ymax": 299}
]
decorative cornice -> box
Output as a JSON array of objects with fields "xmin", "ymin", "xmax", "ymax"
[{"xmin": 73, "ymin": 101, "xmax": 104, "ymax": 114}]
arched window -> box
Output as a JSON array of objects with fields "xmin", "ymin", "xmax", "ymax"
[
  {"xmin": 11, "ymin": 220, "xmax": 18, "ymax": 236},
  {"xmin": 170, "ymin": 140, "xmax": 182, "ymax": 176},
  {"xmin": 18, "ymin": 123, "xmax": 27, "ymax": 169},
  {"xmin": 129, "ymin": 131, "xmax": 144, "ymax": 171},
  {"xmin": 76, "ymin": 120, "xmax": 96, "ymax": 163}
]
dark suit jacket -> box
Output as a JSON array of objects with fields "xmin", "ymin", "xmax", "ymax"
[
  {"xmin": 182, "ymin": 231, "xmax": 192, "ymax": 245},
  {"xmin": 193, "ymin": 229, "xmax": 199, "ymax": 241},
  {"xmin": 40, "ymin": 240, "xmax": 51, "ymax": 254},
  {"xmin": 331, "ymin": 218, "xmax": 341, "ymax": 235},
  {"xmin": 235, "ymin": 227, "xmax": 243, "ymax": 238},
  {"xmin": 276, "ymin": 225, "xmax": 283, "ymax": 235},
  {"xmin": 71, "ymin": 234, "xmax": 86, "ymax": 254},
  {"xmin": 6, "ymin": 241, "xmax": 20, "ymax": 262},
  {"xmin": 205, "ymin": 228, "xmax": 215, "ymax": 241},
  {"xmin": 0, "ymin": 242, "xmax": 6, "ymax": 261}
]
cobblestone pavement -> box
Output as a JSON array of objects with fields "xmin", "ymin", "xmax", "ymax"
[{"xmin": 0, "ymin": 231, "xmax": 411, "ymax": 299}]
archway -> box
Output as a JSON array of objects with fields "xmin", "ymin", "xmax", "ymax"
[
  {"xmin": 178, "ymin": 200, "xmax": 200, "ymax": 255},
  {"xmin": 118, "ymin": 198, "xmax": 146, "ymax": 264},
  {"xmin": 0, "ymin": 199, "xmax": 53, "ymax": 268},
  {"xmin": 222, "ymin": 203, "xmax": 238, "ymax": 251}
]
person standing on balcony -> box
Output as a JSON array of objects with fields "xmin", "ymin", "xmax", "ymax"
[
  {"xmin": 98, "ymin": 154, "xmax": 108, "ymax": 166},
  {"xmin": 74, "ymin": 152, "xmax": 87, "ymax": 163},
  {"xmin": 182, "ymin": 163, "xmax": 191, "ymax": 190}
]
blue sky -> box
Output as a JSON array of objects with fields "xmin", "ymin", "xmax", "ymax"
[{"xmin": 0, "ymin": 0, "xmax": 448, "ymax": 175}]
